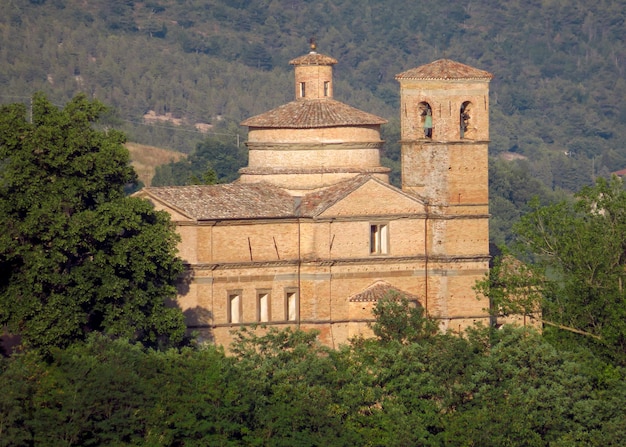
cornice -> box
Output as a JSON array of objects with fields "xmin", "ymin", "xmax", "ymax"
[
  {"xmin": 245, "ymin": 141, "xmax": 385, "ymax": 151},
  {"xmin": 185, "ymin": 254, "xmax": 490, "ymax": 271}
]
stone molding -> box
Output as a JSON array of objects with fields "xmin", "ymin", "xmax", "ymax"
[
  {"xmin": 187, "ymin": 254, "xmax": 490, "ymax": 272},
  {"xmin": 246, "ymin": 141, "xmax": 385, "ymax": 150},
  {"xmin": 238, "ymin": 166, "xmax": 391, "ymax": 175}
]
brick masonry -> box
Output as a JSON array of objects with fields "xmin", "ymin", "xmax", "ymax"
[{"xmin": 137, "ymin": 53, "xmax": 494, "ymax": 349}]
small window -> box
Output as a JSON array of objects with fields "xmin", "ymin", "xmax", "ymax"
[
  {"xmin": 370, "ymin": 223, "xmax": 389, "ymax": 255},
  {"xmin": 228, "ymin": 292, "xmax": 241, "ymax": 323},
  {"xmin": 323, "ymin": 81, "xmax": 330, "ymax": 96},
  {"xmin": 299, "ymin": 82, "xmax": 306, "ymax": 98},
  {"xmin": 285, "ymin": 291, "xmax": 298, "ymax": 321},
  {"xmin": 257, "ymin": 292, "xmax": 270, "ymax": 322}
]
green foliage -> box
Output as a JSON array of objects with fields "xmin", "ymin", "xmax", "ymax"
[
  {"xmin": 1, "ymin": 320, "xmax": 625, "ymax": 445},
  {"xmin": 138, "ymin": 343, "xmax": 241, "ymax": 446},
  {"xmin": 0, "ymin": 93, "xmax": 186, "ymax": 353},
  {"xmin": 188, "ymin": 162, "xmax": 219, "ymax": 185},
  {"xmin": 152, "ymin": 134, "xmax": 247, "ymax": 186},
  {"xmin": 228, "ymin": 327, "xmax": 353, "ymax": 445},
  {"xmin": 475, "ymin": 249, "xmax": 547, "ymax": 320},
  {"xmin": 488, "ymin": 157, "xmax": 572, "ymax": 245},
  {"xmin": 4, "ymin": 0, "xmax": 626, "ymax": 246},
  {"xmin": 369, "ymin": 292, "xmax": 438, "ymax": 344},
  {"xmin": 2, "ymin": 0, "xmax": 626, "ymax": 197},
  {"xmin": 513, "ymin": 176, "xmax": 626, "ymax": 364}
]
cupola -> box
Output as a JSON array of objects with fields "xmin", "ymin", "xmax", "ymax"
[
  {"xmin": 239, "ymin": 44, "xmax": 389, "ymax": 194},
  {"xmin": 289, "ymin": 40, "xmax": 337, "ymax": 100}
]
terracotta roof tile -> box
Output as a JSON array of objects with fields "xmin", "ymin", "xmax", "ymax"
[
  {"xmin": 349, "ymin": 280, "xmax": 422, "ymax": 302},
  {"xmin": 143, "ymin": 174, "xmax": 422, "ymax": 221},
  {"xmin": 241, "ymin": 99, "xmax": 387, "ymax": 128},
  {"xmin": 143, "ymin": 183, "xmax": 295, "ymax": 220},
  {"xmin": 289, "ymin": 52, "xmax": 337, "ymax": 66},
  {"xmin": 395, "ymin": 59, "xmax": 493, "ymax": 81}
]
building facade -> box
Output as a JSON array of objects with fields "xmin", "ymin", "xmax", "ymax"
[{"xmin": 136, "ymin": 47, "xmax": 493, "ymax": 348}]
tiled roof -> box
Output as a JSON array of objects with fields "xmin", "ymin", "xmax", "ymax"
[
  {"xmin": 142, "ymin": 175, "xmax": 411, "ymax": 221},
  {"xmin": 142, "ymin": 183, "xmax": 295, "ymax": 220},
  {"xmin": 241, "ymin": 99, "xmax": 387, "ymax": 128},
  {"xmin": 395, "ymin": 59, "xmax": 493, "ymax": 81},
  {"xmin": 289, "ymin": 52, "xmax": 337, "ymax": 66},
  {"xmin": 612, "ymin": 168, "xmax": 626, "ymax": 176},
  {"xmin": 349, "ymin": 280, "xmax": 422, "ymax": 303}
]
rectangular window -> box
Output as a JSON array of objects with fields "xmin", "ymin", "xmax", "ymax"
[
  {"xmin": 323, "ymin": 81, "xmax": 329, "ymax": 96},
  {"xmin": 370, "ymin": 223, "xmax": 389, "ymax": 255},
  {"xmin": 285, "ymin": 291, "xmax": 298, "ymax": 321},
  {"xmin": 257, "ymin": 291, "xmax": 270, "ymax": 322},
  {"xmin": 299, "ymin": 82, "xmax": 306, "ymax": 98},
  {"xmin": 228, "ymin": 292, "xmax": 241, "ymax": 324}
]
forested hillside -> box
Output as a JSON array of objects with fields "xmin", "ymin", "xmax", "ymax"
[{"xmin": 2, "ymin": 0, "xmax": 626, "ymax": 242}]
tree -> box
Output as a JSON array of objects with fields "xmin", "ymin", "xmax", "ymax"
[
  {"xmin": 228, "ymin": 327, "xmax": 351, "ymax": 445},
  {"xmin": 369, "ymin": 292, "xmax": 438, "ymax": 344},
  {"xmin": 0, "ymin": 93, "xmax": 186, "ymax": 353},
  {"xmin": 151, "ymin": 134, "xmax": 246, "ymax": 186},
  {"xmin": 188, "ymin": 161, "xmax": 219, "ymax": 185},
  {"xmin": 513, "ymin": 176, "xmax": 626, "ymax": 364},
  {"xmin": 474, "ymin": 249, "xmax": 546, "ymax": 324}
]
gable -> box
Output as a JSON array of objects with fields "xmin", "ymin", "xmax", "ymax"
[
  {"xmin": 349, "ymin": 280, "xmax": 422, "ymax": 303},
  {"xmin": 317, "ymin": 179, "xmax": 426, "ymax": 218},
  {"xmin": 133, "ymin": 190, "xmax": 194, "ymax": 222}
]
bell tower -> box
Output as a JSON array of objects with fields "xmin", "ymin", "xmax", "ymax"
[
  {"xmin": 395, "ymin": 59, "xmax": 492, "ymax": 216},
  {"xmin": 395, "ymin": 60, "xmax": 493, "ymax": 331}
]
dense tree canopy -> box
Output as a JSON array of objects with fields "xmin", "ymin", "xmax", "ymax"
[
  {"xmin": 1, "ymin": 298, "xmax": 624, "ymax": 446},
  {"xmin": 0, "ymin": 93, "xmax": 186, "ymax": 353},
  {"xmin": 517, "ymin": 177, "xmax": 626, "ymax": 363},
  {"xmin": 152, "ymin": 132, "xmax": 247, "ymax": 186},
  {"xmin": 481, "ymin": 176, "xmax": 626, "ymax": 365}
]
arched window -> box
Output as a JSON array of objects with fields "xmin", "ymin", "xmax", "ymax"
[
  {"xmin": 460, "ymin": 101, "xmax": 473, "ymax": 139},
  {"xmin": 418, "ymin": 102, "xmax": 433, "ymax": 138}
]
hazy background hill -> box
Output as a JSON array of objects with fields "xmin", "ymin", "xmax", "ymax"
[{"xmin": 2, "ymin": 0, "xmax": 626, "ymax": 243}]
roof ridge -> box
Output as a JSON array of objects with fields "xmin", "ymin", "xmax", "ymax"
[
  {"xmin": 241, "ymin": 98, "xmax": 387, "ymax": 128},
  {"xmin": 289, "ymin": 52, "xmax": 338, "ymax": 66},
  {"xmin": 395, "ymin": 59, "xmax": 493, "ymax": 81}
]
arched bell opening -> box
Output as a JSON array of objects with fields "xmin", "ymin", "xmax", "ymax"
[
  {"xmin": 418, "ymin": 102, "xmax": 433, "ymax": 139},
  {"xmin": 460, "ymin": 101, "xmax": 474, "ymax": 139}
]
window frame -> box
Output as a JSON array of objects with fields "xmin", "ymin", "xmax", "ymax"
[
  {"xmin": 257, "ymin": 290, "xmax": 271, "ymax": 323},
  {"xmin": 284, "ymin": 289, "xmax": 299, "ymax": 322},
  {"xmin": 370, "ymin": 222, "xmax": 390, "ymax": 255},
  {"xmin": 227, "ymin": 290, "xmax": 243, "ymax": 324}
]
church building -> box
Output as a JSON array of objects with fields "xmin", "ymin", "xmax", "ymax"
[{"xmin": 136, "ymin": 45, "xmax": 493, "ymax": 348}]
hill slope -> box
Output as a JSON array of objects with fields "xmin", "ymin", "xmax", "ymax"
[
  {"xmin": 125, "ymin": 142, "xmax": 186, "ymax": 186},
  {"xmin": 1, "ymin": 0, "xmax": 625, "ymax": 195}
]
